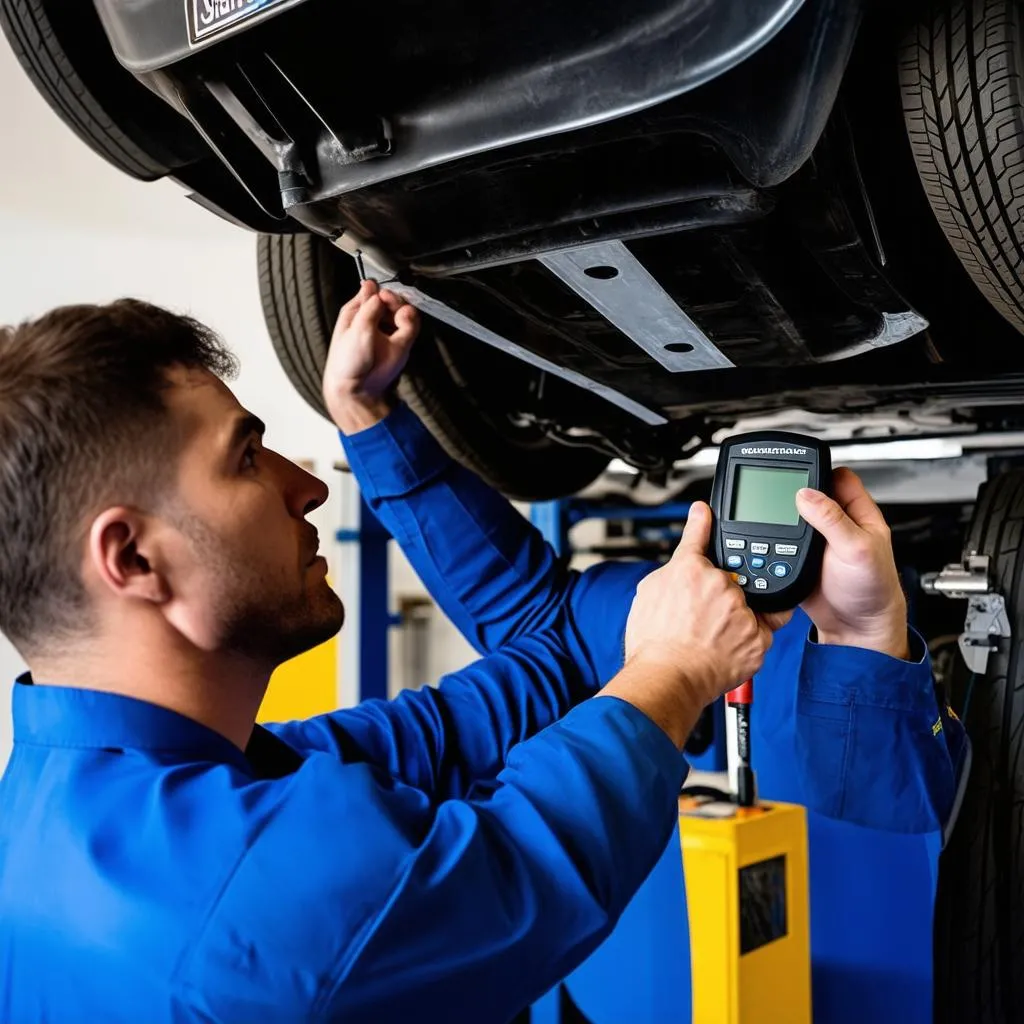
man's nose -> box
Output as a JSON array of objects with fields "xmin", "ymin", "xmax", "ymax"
[
  {"xmin": 280, "ymin": 455, "xmax": 329, "ymax": 517},
  {"xmin": 300, "ymin": 474, "xmax": 329, "ymax": 517}
]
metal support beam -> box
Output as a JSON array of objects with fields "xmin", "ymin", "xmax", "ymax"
[
  {"xmin": 539, "ymin": 240, "xmax": 734, "ymax": 373},
  {"xmin": 529, "ymin": 502, "xmax": 570, "ymax": 559},
  {"xmin": 335, "ymin": 239, "xmax": 670, "ymax": 427}
]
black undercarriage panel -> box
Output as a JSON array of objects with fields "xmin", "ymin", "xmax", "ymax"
[{"xmin": 87, "ymin": 0, "xmax": 1024, "ymax": 465}]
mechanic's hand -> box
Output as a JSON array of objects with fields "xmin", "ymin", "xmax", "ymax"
[
  {"xmin": 323, "ymin": 279, "xmax": 421, "ymax": 433},
  {"xmin": 624, "ymin": 501, "xmax": 791, "ymax": 707},
  {"xmin": 796, "ymin": 468, "xmax": 910, "ymax": 660}
]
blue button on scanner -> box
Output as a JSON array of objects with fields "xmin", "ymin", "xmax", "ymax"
[
  {"xmin": 771, "ymin": 562, "xmax": 791, "ymax": 578},
  {"xmin": 750, "ymin": 556, "xmax": 766, "ymax": 570},
  {"xmin": 726, "ymin": 555, "xmax": 744, "ymax": 570}
]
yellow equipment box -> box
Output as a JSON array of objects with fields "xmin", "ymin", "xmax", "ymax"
[{"xmin": 679, "ymin": 797, "xmax": 812, "ymax": 1024}]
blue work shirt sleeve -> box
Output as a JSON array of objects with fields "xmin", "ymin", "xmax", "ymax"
[
  {"xmin": 339, "ymin": 402, "xmax": 574, "ymax": 654},
  {"xmin": 339, "ymin": 401, "xmax": 659, "ymax": 684},
  {"xmin": 177, "ymin": 695, "xmax": 688, "ymax": 1024},
  {"xmin": 268, "ymin": 626, "xmax": 605, "ymax": 800},
  {"xmin": 795, "ymin": 626, "xmax": 968, "ymax": 834}
]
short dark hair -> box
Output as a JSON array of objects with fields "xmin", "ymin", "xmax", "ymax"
[{"xmin": 0, "ymin": 299, "xmax": 238, "ymax": 653}]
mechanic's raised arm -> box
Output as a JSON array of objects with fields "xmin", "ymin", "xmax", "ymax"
[
  {"xmin": 779, "ymin": 469, "xmax": 969, "ymax": 834},
  {"xmin": 268, "ymin": 502, "xmax": 780, "ymax": 800},
  {"xmin": 324, "ymin": 280, "xmax": 652, "ymax": 674}
]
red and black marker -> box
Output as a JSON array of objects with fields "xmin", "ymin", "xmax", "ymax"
[{"xmin": 727, "ymin": 679, "xmax": 755, "ymax": 807}]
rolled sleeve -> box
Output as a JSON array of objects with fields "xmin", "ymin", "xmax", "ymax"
[{"xmin": 795, "ymin": 627, "xmax": 965, "ymax": 834}]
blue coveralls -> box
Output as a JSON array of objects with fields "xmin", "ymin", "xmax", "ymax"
[{"xmin": 0, "ymin": 402, "xmax": 964, "ymax": 1023}]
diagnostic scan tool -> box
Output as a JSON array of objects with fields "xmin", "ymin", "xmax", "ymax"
[{"xmin": 710, "ymin": 431, "xmax": 832, "ymax": 613}]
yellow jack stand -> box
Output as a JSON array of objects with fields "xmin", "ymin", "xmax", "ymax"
[{"xmin": 679, "ymin": 796, "xmax": 812, "ymax": 1024}]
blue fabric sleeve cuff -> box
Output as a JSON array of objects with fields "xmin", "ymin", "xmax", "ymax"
[
  {"xmin": 800, "ymin": 625, "xmax": 934, "ymax": 712},
  {"xmin": 567, "ymin": 695, "xmax": 691, "ymax": 790},
  {"xmin": 338, "ymin": 401, "xmax": 452, "ymax": 501}
]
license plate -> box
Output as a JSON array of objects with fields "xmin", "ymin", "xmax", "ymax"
[{"xmin": 187, "ymin": 0, "xmax": 293, "ymax": 45}]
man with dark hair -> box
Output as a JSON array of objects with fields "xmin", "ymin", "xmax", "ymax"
[
  {"xmin": 0, "ymin": 284, "xmax": 961, "ymax": 1024},
  {"xmin": 0, "ymin": 301, "xmax": 238, "ymax": 652}
]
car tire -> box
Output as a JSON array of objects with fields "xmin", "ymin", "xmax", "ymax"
[
  {"xmin": 256, "ymin": 232, "xmax": 611, "ymax": 502},
  {"xmin": 901, "ymin": 0, "xmax": 1024, "ymax": 335},
  {"xmin": 933, "ymin": 469, "xmax": 1024, "ymax": 1023},
  {"xmin": 0, "ymin": 0, "xmax": 204, "ymax": 180}
]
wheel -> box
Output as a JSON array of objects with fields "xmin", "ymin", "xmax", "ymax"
[
  {"xmin": 0, "ymin": 0, "xmax": 204, "ymax": 180},
  {"xmin": 932, "ymin": 469, "xmax": 1024, "ymax": 1023},
  {"xmin": 256, "ymin": 232, "xmax": 611, "ymax": 501},
  {"xmin": 900, "ymin": 0, "xmax": 1024, "ymax": 335}
]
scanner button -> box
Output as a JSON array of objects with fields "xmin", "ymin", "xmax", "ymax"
[
  {"xmin": 725, "ymin": 538, "xmax": 746, "ymax": 550},
  {"xmin": 775, "ymin": 544, "xmax": 798, "ymax": 556},
  {"xmin": 771, "ymin": 562, "xmax": 791, "ymax": 579},
  {"xmin": 750, "ymin": 542, "xmax": 769, "ymax": 555},
  {"xmin": 753, "ymin": 578, "xmax": 769, "ymax": 591},
  {"xmin": 750, "ymin": 556, "xmax": 766, "ymax": 570},
  {"xmin": 726, "ymin": 555, "xmax": 744, "ymax": 570}
]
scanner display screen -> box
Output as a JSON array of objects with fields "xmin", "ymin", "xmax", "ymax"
[{"xmin": 731, "ymin": 466, "xmax": 809, "ymax": 526}]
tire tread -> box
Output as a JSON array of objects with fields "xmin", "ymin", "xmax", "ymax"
[
  {"xmin": 901, "ymin": 0, "xmax": 1024, "ymax": 333},
  {"xmin": 935, "ymin": 469, "xmax": 1024, "ymax": 1021},
  {"xmin": 0, "ymin": 0, "xmax": 164, "ymax": 179}
]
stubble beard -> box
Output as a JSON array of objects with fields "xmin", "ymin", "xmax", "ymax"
[{"xmin": 183, "ymin": 515, "xmax": 345, "ymax": 667}]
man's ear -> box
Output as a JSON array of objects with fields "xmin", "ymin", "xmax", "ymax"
[{"xmin": 87, "ymin": 507, "xmax": 171, "ymax": 605}]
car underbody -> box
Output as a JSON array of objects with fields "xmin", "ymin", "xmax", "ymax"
[{"xmin": 51, "ymin": 0, "xmax": 1018, "ymax": 478}]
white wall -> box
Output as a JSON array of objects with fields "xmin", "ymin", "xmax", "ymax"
[{"xmin": 0, "ymin": 43, "xmax": 475, "ymax": 768}]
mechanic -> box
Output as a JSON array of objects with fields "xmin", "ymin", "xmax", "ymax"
[
  {"xmin": 331, "ymin": 280, "xmax": 970, "ymax": 1021},
  {"xmin": 0, "ymin": 298, "xmax": 791, "ymax": 1023}
]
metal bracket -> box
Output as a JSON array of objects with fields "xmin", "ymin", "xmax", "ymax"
[
  {"xmin": 959, "ymin": 594, "xmax": 1012, "ymax": 674},
  {"xmin": 921, "ymin": 554, "xmax": 1011, "ymax": 674},
  {"xmin": 538, "ymin": 240, "xmax": 734, "ymax": 373}
]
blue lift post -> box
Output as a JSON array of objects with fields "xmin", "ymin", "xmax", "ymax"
[
  {"xmin": 530, "ymin": 497, "xmax": 728, "ymax": 773},
  {"xmin": 336, "ymin": 495, "xmax": 399, "ymax": 703}
]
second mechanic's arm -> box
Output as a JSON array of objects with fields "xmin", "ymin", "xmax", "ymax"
[
  {"xmin": 780, "ymin": 471, "xmax": 968, "ymax": 834},
  {"xmin": 791, "ymin": 621, "xmax": 967, "ymax": 835}
]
